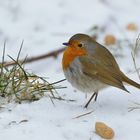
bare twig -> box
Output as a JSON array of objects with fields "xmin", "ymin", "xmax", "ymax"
[
  {"xmin": 131, "ymin": 34, "xmax": 140, "ymax": 79},
  {"xmin": 72, "ymin": 110, "xmax": 94, "ymax": 119},
  {"xmin": 51, "ymin": 96, "xmax": 76, "ymax": 102},
  {"xmin": 128, "ymin": 106, "xmax": 140, "ymax": 112},
  {"xmin": 128, "ymin": 67, "xmax": 140, "ymax": 74},
  {"xmin": 2, "ymin": 47, "xmax": 65, "ymax": 67},
  {"xmin": 49, "ymin": 79, "xmax": 66, "ymax": 85},
  {"xmin": 128, "ymin": 101, "xmax": 140, "ymax": 112}
]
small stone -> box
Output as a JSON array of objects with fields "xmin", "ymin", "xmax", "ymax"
[
  {"xmin": 126, "ymin": 23, "xmax": 138, "ymax": 31},
  {"xmin": 104, "ymin": 34, "xmax": 116, "ymax": 45},
  {"xmin": 95, "ymin": 122, "xmax": 115, "ymax": 139}
]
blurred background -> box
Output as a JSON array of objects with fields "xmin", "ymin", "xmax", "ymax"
[
  {"xmin": 0, "ymin": 1, "xmax": 140, "ymax": 140},
  {"xmin": 0, "ymin": 0, "xmax": 140, "ymax": 81}
]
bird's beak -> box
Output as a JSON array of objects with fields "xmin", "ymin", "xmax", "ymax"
[{"xmin": 63, "ymin": 42, "xmax": 69, "ymax": 46}]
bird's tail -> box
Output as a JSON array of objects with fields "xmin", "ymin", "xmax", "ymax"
[{"xmin": 122, "ymin": 74, "xmax": 140, "ymax": 89}]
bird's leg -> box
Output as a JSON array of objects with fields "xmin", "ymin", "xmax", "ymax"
[
  {"xmin": 84, "ymin": 92, "xmax": 98, "ymax": 108},
  {"xmin": 94, "ymin": 92, "xmax": 98, "ymax": 101}
]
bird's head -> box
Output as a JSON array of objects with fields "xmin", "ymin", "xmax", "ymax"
[{"xmin": 62, "ymin": 33, "xmax": 94, "ymax": 70}]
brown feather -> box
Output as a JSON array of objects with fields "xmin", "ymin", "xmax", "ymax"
[
  {"xmin": 120, "ymin": 73, "xmax": 140, "ymax": 89},
  {"xmin": 80, "ymin": 56, "xmax": 129, "ymax": 92}
]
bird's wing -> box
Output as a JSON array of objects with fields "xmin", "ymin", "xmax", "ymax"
[
  {"xmin": 79, "ymin": 44, "xmax": 128, "ymax": 92},
  {"xmin": 91, "ymin": 41, "xmax": 120, "ymax": 70}
]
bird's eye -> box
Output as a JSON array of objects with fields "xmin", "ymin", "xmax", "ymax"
[{"xmin": 78, "ymin": 43, "xmax": 83, "ymax": 47}]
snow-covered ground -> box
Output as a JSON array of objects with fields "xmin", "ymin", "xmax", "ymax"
[{"xmin": 0, "ymin": 0, "xmax": 140, "ymax": 139}]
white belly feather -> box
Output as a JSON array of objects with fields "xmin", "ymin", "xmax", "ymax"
[{"xmin": 63, "ymin": 57, "xmax": 106, "ymax": 93}]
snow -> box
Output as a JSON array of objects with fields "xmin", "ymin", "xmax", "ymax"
[{"xmin": 0, "ymin": 0, "xmax": 140, "ymax": 139}]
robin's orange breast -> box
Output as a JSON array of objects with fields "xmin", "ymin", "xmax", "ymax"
[{"xmin": 62, "ymin": 41, "xmax": 87, "ymax": 70}]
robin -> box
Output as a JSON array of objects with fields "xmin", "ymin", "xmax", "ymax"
[{"xmin": 62, "ymin": 33, "xmax": 140, "ymax": 108}]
